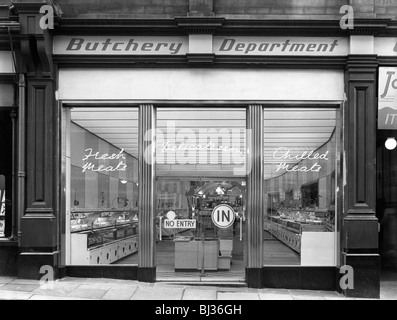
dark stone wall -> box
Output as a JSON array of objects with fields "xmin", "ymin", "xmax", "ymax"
[
  {"xmin": 0, "ymin": 246, "xmax": 18, "ymax": 277},
  {"xmin": 54, "ymin": 0, "xmax": 189, "ymax": 18},
  {"xmin": 49, "ymin": 0, "xmax": 397, "ymax": 19}
]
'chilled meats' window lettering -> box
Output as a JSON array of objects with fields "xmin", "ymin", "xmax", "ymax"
[
  {"xmin": 273, "ymin": 147, "xmax": 329, "ymax": 173},
  {"xmin": 82, "ymin": 148, "xmax": 128, "ymax": 173}
]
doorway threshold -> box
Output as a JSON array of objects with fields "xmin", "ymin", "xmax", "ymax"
[
  {"xmin": 157, "ymin": 279, "xmax": 247, "ymax": 288},
  {"xmin": 156, "ymin": 272, "xmax": 246, "ymax": 287}
]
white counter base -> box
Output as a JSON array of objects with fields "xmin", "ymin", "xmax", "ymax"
[{"xmin": 71, "ymin": 233, "xmax": 138, "ymax": 265}]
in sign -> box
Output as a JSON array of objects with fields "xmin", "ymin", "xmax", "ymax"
[{"xmin": 212, "ymin": 205, "xmax": 236, "ymax": 229}]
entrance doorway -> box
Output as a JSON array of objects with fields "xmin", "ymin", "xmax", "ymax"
[
  {"xmin": 377, "ymin": 130, "xmax": 397, "ymax": 276},
  {"xmin": 156, "ymin": 179, "xmax": 246, "ymax": 282},
  {"xmin": 155, "ymin": 107, "xmax": 247, "ymax": 282}
]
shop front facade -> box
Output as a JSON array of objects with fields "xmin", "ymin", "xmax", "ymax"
[{"xmin": 1, "ymin": 1, "xmax": 397, "ymax": 299}]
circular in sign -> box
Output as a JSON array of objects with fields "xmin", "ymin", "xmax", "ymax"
[{"xmin": 211, "ymin": 205, "xmax": 236, "ymax": 229}]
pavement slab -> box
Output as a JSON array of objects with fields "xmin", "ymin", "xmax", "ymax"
[
  {"xmin": 0, "ymin": 284, "xmax": 39, "ymax": 292},
  {"xmin": 324, "ymin": 296, "xmax": 358, "ymax": 300},
  {"xmin": 81, "ymin": 278, "xmax": 127, "ymax": 286},
  {"xmin": 289, "ymin": 290, "xmax": 335, "ymax": 300},
  {"xmin": 259, "ymin": 292, "xmax": 293, "ymax": 300},
  {"xmin": 182, "ymin": 289, "xmax": 217, "ymax": 300},
  {"xmin": 0, "ymin": 276, "xmax": 392, "ymax": 300},
  {"xmin": 8, "ymin": 279, "xmax": 40, "ymax": 285},
  {"xmin": 0, "ymin": 278, "xmax": 15, "ymax": 285},
  {"xmin": 31, "ymin": 283, "xmax": 81, "ymax": 297},
  {"xmin": 66, "ymin": 287, "xmax": 109, "ymax": 300},
  {"xmin": 217, "ymin": 292, "xmax": 260, "ymax": 300},
  {"xmin": 29, "ymin": 295, "xmax": 92, "ymax": 301},
  {"xmin": 131, "ymin": 287, "xmax": 184, "ymax": 300},
  {"xmin": 0, "ymin": 290, "xmax": 33, "ymax": 300},
  {"xmin": 102, "ymin": 286, "xmax": 138, "ymax": 300},
  {"xmin": 77, "ymin": 283, "xmax": 114, "ymax": 291},
  {"xmin": 217, "ymin": 287, "xmax": 250, "ymax": 293}
]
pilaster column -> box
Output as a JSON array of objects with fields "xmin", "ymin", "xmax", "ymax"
[
  {"xmin": 343, "ymin": 53, "xmax": 380, "ymax": 298},
  {"xmin": 246, "ymin": 105, "xmax": 264, "ymax": 288},
  {"xmin": 138, "ymin": 104, "xmax": 157, "ymax": 282},
  {"xmin": 13, "ymin": 1, "xmax": 59, "ymax": 280}
]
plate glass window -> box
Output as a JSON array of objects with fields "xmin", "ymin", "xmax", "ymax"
[
  {"xmin": 263, "ymin": 108, "xmax": 341, "ymax": 266},
  {"xmin": 65, "ymin": 107, "xmax": 139, "ymax": 265},
  {"xmin": 0, "ymin": 111, "xmax": 13, "ymax": 238}
]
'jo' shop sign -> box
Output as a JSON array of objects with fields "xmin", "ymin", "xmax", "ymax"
[
  {"xmin": 54, "ymin": 36, "xmax": 349, "ymax": 56},
  {"xmin": 379, "ymin": 67, "xmax": 397, "ymax": 130}
]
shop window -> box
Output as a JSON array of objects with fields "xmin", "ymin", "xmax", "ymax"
[
  {"xmin": 65, "ymin": 108, "xmax": 139, "ymax": 265},
  {"xmin": 263, "ymin": 108, "xmax": 340, "ymax": 266},
  {"xmin": 0, "ymin": 111, "xmax": 13, "ymax": 239},
  {"xmin": 0, "ymin": 175, "xmax": 6, "ymax": 237}
]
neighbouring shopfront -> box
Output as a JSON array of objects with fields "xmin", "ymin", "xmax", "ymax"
[
  {"xmin": 0, "ymin": 42, "xmax": 18, "ymax": 275},
  {"xmin": 377, "ymin": 60, "xmax": 397, "ymax": 272},
  {"xmin": 3, "ymin": 3, "xmax": 397, "ymax": 299}
]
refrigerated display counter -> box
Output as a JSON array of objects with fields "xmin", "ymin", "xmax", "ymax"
[{"xmin": 70, "ymin": 210, "xmax": 138, "ymax": 265}]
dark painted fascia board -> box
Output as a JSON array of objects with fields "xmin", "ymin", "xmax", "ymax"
[
  {"xmin": 52, "ymin": 17, "xmax": 396, "ymax": 36},
  {"xmin": 53, "ymin": 54, "xmax": 347, "ymax": 70}
]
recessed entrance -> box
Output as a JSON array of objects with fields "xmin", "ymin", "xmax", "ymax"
[
  {"xmin": 156, "ymin": 179, "xmax": 246, "ymax": 283},
  {"xmin": 155, "ymin": 107, "xmax": 247, "ymax": 283}
]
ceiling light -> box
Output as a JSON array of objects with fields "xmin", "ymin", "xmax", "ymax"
[
  {"xmin": 216, "ymin": 186, "xmax": 224, "ymax": 195},
  {"xmin": 385, "ymin": 138, "xmax": 397, "ymax": 151},
  {"xmin": 120, "ymin": 180, "xmax": 128, "ymax": 184}
]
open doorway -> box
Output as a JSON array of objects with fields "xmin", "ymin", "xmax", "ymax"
[
  {"xmin": 155, "ymin": 107, "xmax": 247, "ymax": 282},
  {"xmin": 377, "ymin": 130, "xmax": 397, "ymax": 285},
  {"xmin": 156, "ymin": 179, "xmax": 246, "ymax": 282}
]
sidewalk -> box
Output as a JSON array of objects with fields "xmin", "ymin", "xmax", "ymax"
[{"xmin": 0, "ymin": 276, "xmax": 394, "ymax": 300}]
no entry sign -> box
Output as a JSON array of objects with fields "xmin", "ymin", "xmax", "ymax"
[{"xmin": 212, "ymin": 205, "xmax": 236, "ymax": 229}]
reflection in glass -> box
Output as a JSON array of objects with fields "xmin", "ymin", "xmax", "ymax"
[
  {"xmin": 263, "ymin": 108, "xmax": 339, "ymax": 266},
  {"xmin": 0, "ymin": 175, "xmax": 6, "ymax": 237},
  {"xmin": 155, "ymin": 108, "xmax": 247, "ymax": 280},
  {"xmin": 67, "ymin": 108, "xmax": 139, "ymax": 265}
]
